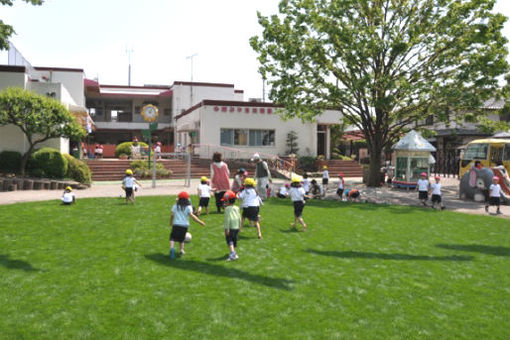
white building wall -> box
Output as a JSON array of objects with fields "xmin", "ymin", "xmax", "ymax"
[
  {"xmin": 185, "ymin": 105, "xmax": 317, "ymax": 159},
  {"xmin": 0, "ymin": 71, "xmax": 27, "ymax": 90},
  {"xmin": 172, "ymin": 84, "xmax": 238, "ymax": 116},
  {"xmin": 36, "ymin": 69, "xmax": 84, "ymax": 106}
]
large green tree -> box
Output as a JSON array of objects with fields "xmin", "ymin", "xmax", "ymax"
[
  {"xmin": 0, "ymin": 87, "xmax": 86, "ymax": 176},
  {"xmin": 251, "ymin": 0, "xmax": 510, "ymax": 186},
  {"xmin": 0, "ymin": 0, "xmax": 43, "ymax": 50}
]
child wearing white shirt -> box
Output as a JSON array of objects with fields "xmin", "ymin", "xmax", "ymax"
[
  {"xmin": 485, "ymin": 176, "xmax": 502, "ymax": 214},
  {"xmin": 238, "ymin": 178, "xmax": 262, "ymax": 239},
  {"xmin": 197, "ymin": 176, "xmax": 212, "ymax": 216},
  {"xmin": 322, "ymin": 165, "xmax": 329, "ymax": 197},
  {"xmin": 61, "ymin": 186, "xmax": 75, "ymax": 205},
  {"xmin": 416, "ymin": 172, "xmax": 430, "ymax": 206},
  {"xmin": 288, "ymin": 178, "xmax": 311, "ymax": 232},
  {"xmin": 336, "ymin": 172, "xmax": 345, "ymax": 200},
  {"xmin": 429, "ymin": 176, "xmax": 445, "ymax": 210}
]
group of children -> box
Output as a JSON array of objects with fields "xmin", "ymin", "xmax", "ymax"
[{"xmin": 416, "ymin": 171, "xmax": 503, "ymax": 214}]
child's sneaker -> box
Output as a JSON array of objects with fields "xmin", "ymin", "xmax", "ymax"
[
  {"xmin": 179, "ymin": 249, "xmax": 186, "ymax": 255},
  {"xmin": 170, "ymin": 248, "xmax": 175, "ymax": 260},
  {"xmin": 233, "ymin": 252, "xmax": 239, "ymax": 260}
]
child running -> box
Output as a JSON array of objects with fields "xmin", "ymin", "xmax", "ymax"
[
  {"xmin": 61, "ymin": 186, "xmax": 75, "ymax": 205},
  {"xmin": 169, "ymin": 191, "xmax": 206, "ymax": 259},
  {"xmin": 322, "ymin": 165, "xmax": 329, "ymax": 197},
  {"xmin": 302, "ymin": 173, "xmax": 311, "ymax": 194},
  {"xmin": 289, "ymin": 177, "xmax": 311, "ymax": 232},
  {"xmin": 238, "ymin": 178, "xmax": 263, "ymax": 239},
  {"xmin": 278, "ymin": 183, "xmax": 290, "ymax": 198},
  {"xmin": 122, "ymin": 169, "xmax": 142, "ymax": 204},
  {"xmin": 337, "ymin": 172, "xmax": 345, "ymax": 200},
  {"xmin": 429, "ymin": 175, "xmax": 445, "ymax": 210},
  {"xmin": 417, "ymin": 172, "xmax": 429, "ymax": 206},
  {"xmin": 231, "ymin": 168, "xmax": 247, "ymax": 193},
  {"xmin": 485, "ymin": 176, "xmax": 503, "ymax": 215},
  {"xmin": 197, "ymin": 176, "xmax": 212, "ymax": 216},
  {"xmin": 221, "ymin": 190, "xmax": 242, "ymax": 261}
]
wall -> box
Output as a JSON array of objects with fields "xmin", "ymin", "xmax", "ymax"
[
  {"xmin": 36, "ymin": 69, "xmax": 84, "ymax": 106},
  {"xmin": 172, "ymin": 84, "xmax": 238, "ymax": 116},
  {"xmin": 0, "ymin": 70, "xmax": 27, "ymax": 90},
  {"xmin": 189, "ymin": 104, "xmax": 317, "ymax": 159}
]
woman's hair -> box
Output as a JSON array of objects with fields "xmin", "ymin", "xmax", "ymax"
[
  {"xmin": 176, "ymin": 197, "xmax": 190, "ymax": 211},
  {"xmin": 212, "ymin": 152, "xmax": 222, "ymax": 162},
  {"xmin": 291, "ymin": 182, "xmax": 301, "ymax": 188}
]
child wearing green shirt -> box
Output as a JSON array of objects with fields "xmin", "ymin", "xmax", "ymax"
[{"xmin": 221, "ymin": 190, "xmax": 242, "ymax": 261}]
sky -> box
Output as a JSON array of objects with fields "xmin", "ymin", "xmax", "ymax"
[{"xmin": 1, "ymin": 0, "xmax": 509, "ymax": 100}]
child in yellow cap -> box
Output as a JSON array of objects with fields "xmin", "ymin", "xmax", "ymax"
[
  {"xmin": 238, "ymin": 178, "xmax": 263, "ymax": 238},
  {"xmin": 61, "ymin": 186, "xmax": 75, "ymax": 205},
  {"xmin": 122, "ymin": 169, "xmax": 141, "ymax": 204},
  {"xmin": 289, "ymin": 177, "xmax": 311, "ymax": 231},
  {"xmin": 322, "ymin": 165, "xmax": 329, "ymax": 197},
  {"xmin": 197, "ymin": 176, "xmax": 212, "ymax": 216}
]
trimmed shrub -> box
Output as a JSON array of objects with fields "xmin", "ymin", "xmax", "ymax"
[
  {"xmin": 28, "ymin": 147, "xmax": 68, "ymax": 178},
  {"xmin": 115, "ymin": 142, "xmax": 149, "ymax": 158},
  {"xmin": 130, "ymin": 160, "xmax": 171, "ymax": 178},
  {"xmin": 0, "ymin": 151, "xmax": 22, "ymax": 174},
  {"xmin": 63, "ymin": 153, "xmax": 92, "ymax": 185},
  {"xmin": 298, "ymin": 156, "xmax": 318, "ymax": 172}
]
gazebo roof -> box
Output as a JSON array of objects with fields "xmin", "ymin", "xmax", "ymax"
[{"xmin": 393, "ymin": 130, "xmax": 436, "ymax": 152}]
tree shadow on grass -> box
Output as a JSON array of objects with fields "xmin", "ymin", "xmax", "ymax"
[
  {"xmin": 145, "ymin": 253, "xmax": 294, "ymax": 290},
  {"xmin": 305, "ymin": 249, "xmax": 473, "ymax": 261},
  {"xmin": 436, "ymin": 244, "xmax": 510, "ymax": 257},
  {"xmin": 267, "ymin": 198, "xmax": 433, "ymax": 215},
  {"xmin": 0, "ymin": 254, "xmax": 40, "ymax": 272}
]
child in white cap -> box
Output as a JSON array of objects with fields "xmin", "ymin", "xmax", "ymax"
[{"xmin": 485, "ymin": 176, "xmax": 502, "ymax": 214}]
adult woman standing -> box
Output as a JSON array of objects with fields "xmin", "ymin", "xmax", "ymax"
[{"xmin": 210, "ymin": 152, "xmax": 230, "ymax": 213}]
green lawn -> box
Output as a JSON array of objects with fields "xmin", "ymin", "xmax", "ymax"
[{"xmin": 0, "ymin": 197, "xmax": 509, "ymax": 340}]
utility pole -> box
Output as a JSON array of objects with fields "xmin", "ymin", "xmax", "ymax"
[
  {"xmin": 186, "ymin": 53, "xmax": 198, "ymax": 106},
  {"xmin": 126, "ymin": 47, "xmax": 134, "ymax": 86}
]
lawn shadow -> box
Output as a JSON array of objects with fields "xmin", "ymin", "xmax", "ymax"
[
  {"xmin": 266, "ymin": 198, "xmax": 433, "ymax": 215},
  {"xmin": 436, "ymin": 244, "xmax": 510, "ymax": 257},
  {"xmin": 0, "ymin": 254, "xmax": 40, "ymax": 272},
  {"xmin": 145, "ymin": 253, "xmax": 294, "ymax": 290},
  {"xmin": 206, "ymin": 254, "xmax": 230, "ymax": 261},
  {"xmin": 305, "ymin": 249, "xmax": 473, "ymax": 261},
  {"xmin": 279, "ymin": 228, "xmax": 300, "ymax": 233}
]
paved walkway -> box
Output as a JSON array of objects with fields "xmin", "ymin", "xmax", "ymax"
[{"xmin": 0, "ymin": 176, "xmax": 508, "ymax": 219}]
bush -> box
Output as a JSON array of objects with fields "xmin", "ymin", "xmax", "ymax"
[
  {"xmin": 0, "ymin": 151, "xmax": 22, "ymax": 174},
  {"xmin": 115, "ymin": 142, "xmax": 149, "ymax": 158},
  {"xmin": 63, "ymin": 153, "xmax": 92, "ymax": 185},
  {"xmin": 130, "ymin": 160, "xmax": 171, "ymax": 178},
  {"xmin": 28, "ymin": 147, "xmax": 68, "ymax": 178},
  {"xmin": 298, "ymin": 156, "xmax": 318, "ymax": 172}
]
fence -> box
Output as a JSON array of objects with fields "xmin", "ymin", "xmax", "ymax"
[{"xmin": 431, "ymin": 150, "xmax": 459, "ymax": 178}]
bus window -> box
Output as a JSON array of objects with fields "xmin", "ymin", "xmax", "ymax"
[
  {"xmin": 490, "ymin": 146, "xmax": 503, "ymax": 164},
  {"xmin": 504, "ymin": 144, "xmax": 510, "ymax": 161},
  {"xmin": 464, "ymin": 143, "xmax": 488, "ymax": 160}
]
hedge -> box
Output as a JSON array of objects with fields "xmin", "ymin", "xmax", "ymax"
[
  {"xmin": 63, "ymin": 153, "xmax": 92, "ymax": 184},
  {"xmin": 0, "ymin": 151, "xmax": 22, "ymax": 174},
  {"xmin": 28, "ymin": 147, "xmax": 68, "ymax": 178},
  {"xmin": 130, "ymin": 160, "xmax": 171, "ymax": 178},
  {"xmin": 115, "ymin": 142, "xmax": 149, "ymax": 158}
]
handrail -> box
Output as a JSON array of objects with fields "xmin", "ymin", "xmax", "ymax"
[{"xmin": 191, "ymin": 143, "xmax": 297, "ymax": 177}]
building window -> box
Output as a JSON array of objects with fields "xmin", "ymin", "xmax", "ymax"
[{"xmin": 221, "ymin": 129, "xmax": 275, "ymax": 146}]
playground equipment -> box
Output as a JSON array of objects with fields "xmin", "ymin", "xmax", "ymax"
[
  {"xmin": 392, "ymin": 130, "xmax": 436, "ymax": 189},
  {"xmin": 459, "ymin": 165, "xmax": 510, "ymax": 204}
]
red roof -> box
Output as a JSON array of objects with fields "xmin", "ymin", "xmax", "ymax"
[
  {"xmin": 341, "ymin": 130, "xmax": 365, "ymax": 141},
  {"xmin": 84, "ymin": 78, "xmax": 99, "ymax": 88}
]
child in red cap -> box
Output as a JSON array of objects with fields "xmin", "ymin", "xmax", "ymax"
[
  {"xmin": 417, "ymin": 172, "xmax": 430, "ymax": 206},
  {"xmin": 429, "ymin": 175, "xmax": 445, "ymax": 210},
  {"xmin": 485, "ymin": 176, "xmax": 502, "ymax": 214},
  {"xmin": 222, "ymin": 190, "xmax": 242, "ymax": 261},
  {"xmin": 169, "ymin": 191, "xmax": 206, "ymax": 259}
]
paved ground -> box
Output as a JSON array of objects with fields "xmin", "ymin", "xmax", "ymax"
[{"xmin": 0, "ymin": 176, "xmax": 508, "ymax": 219}]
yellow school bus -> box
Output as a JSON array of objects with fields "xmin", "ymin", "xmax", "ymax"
[{"xmin": 459, "ymin": 138, "xmax": 510, "ymax": 178}]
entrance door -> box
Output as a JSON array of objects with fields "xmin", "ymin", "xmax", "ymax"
[{"xmin": 317, "ymin": 125, "xmax": 326, "ymax": 157}]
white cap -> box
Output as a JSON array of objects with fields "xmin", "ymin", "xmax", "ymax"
[{"xmin": 252, "ymin": 153, "xmax": 260, "ymax": 160}]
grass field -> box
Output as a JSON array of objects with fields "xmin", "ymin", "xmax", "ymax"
[{"xmin": 0, "ymin": 196, "xmax": 509, "ymax": 340}]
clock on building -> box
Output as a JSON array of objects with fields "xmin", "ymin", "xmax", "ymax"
[{"xmin": 142, "ymin": 104, "xmax": 159, "ymax": 122}]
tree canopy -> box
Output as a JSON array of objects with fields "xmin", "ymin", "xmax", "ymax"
[
  {"xmin": 251, "ymin": 0, "xmax": 510, "ymax": 185},
  {"xmin": 0, "ymin": 87, "xmax": 86, "ymax": 175},
  {"xmin": 0, "ymin": 0, "xmax": 43, "ymax": 50}
]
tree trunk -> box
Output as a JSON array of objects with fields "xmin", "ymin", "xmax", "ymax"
[
  {"xmin": 367, "ymin": 145, "xmax": 383, "ymax": 187},
  {"xmin": 20, "ymin": 145, "xmax": 34, "ymax": 177}
]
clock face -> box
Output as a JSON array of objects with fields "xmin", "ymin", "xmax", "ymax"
[{"xmin": 142, "ymin": 105, "xmax": 158, "ymax": 122}]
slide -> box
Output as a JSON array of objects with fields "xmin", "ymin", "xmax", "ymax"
[{"xmin": 492, "ymin": 167, "xmax": 510, "ymax": 204}]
